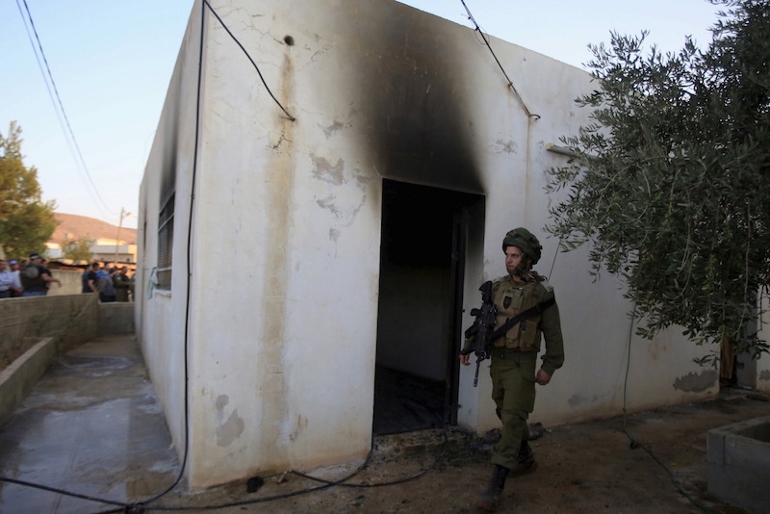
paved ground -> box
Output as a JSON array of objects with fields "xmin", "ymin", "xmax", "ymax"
[{"xmin": 0, "ymin": 334, "xmax": 767, "ymax": 513}]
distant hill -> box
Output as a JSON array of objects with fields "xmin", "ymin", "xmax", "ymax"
[{"xmin": 51, "ymin": 213, "xmax": 138, "ymax": 245}]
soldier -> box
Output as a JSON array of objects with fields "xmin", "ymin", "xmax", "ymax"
[{"xmin": 460, "ymin": 228, "xmax": 565, "ymax": 512}]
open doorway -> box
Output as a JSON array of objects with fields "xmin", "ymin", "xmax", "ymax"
[{"xmin": 373, "ymin": 179, "xmax": 484, "ymax": 435}]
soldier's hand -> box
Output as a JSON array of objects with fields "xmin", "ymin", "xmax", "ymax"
[
  {"xmin": 459, "ymin": 353, "xmax": 470, "ymax": 366},
  {"xmin": 535, "ymin": 368, "xmax": 551, "ymax": 385}
]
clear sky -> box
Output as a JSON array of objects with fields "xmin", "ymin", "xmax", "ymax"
[{"xmin": 1, "ymin": 0, "xmax": 723, "ymax": 230}]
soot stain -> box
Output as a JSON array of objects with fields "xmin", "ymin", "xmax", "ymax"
[{"xmin": 352, "ymin": 13, "xmax": 482, "ymax": 192}]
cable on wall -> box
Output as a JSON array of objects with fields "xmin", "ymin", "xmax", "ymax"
[
  {"xmin": 459, "ymin": 0, "xmax": 540, "ymax": 120},
  {"xmin": 136, "ymin": 0, "xmax": 212, "ymax": 505},
  {"xmin": 202, "ymin": 0, "xmax": 296, "ymax": 121}
]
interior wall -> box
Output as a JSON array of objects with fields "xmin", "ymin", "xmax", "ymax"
[
  {"xmin": 376, "ymin": 264, "xmax": 450, "ymax": 381},
  {"xmin": 376, "ymin": 181, "xmax": 454, "ymax": 381},
  {"xmin": 376, "ymin": 180, "xmax": 486, "ymax": 384}
]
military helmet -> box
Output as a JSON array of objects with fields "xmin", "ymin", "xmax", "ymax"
[{"xmin": 501, "ymin": 227, "xmax": 542, "ymax": 265}]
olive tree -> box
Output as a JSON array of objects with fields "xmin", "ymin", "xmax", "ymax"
[
  {"xmin": 0, "ymin": 122, "xmax": 57, "ymax": 259},
  {"xmin": 545, "ymin": 0, "xmax": 770, "ymax": 365}
]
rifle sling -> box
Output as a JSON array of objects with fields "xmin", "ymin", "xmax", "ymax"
[{"xmin": 488, "ymin": 297, "xmax": 555, "ymax": 342}]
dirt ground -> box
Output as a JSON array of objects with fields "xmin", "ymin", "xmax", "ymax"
[{"xmin": 152, "ymin": 389, "xmax": 769, "ymax": 514}]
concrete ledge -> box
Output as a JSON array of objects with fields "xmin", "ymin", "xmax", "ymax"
[
  {"xmin": 0, "ymin": 337, "xmax": 56, "ymax": 427},
  {"xmin": 707, "ymin": 415, "xmax": 770, "ymax": 514}
]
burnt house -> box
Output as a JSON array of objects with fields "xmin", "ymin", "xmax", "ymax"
[{"xmin": 136, "ymin": 0, "xmax": 752, "ymax": 488}]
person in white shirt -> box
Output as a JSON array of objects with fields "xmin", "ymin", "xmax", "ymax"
[{"xmin": 0, "ymin": 259, "xmax": 22, "ymax": 298}]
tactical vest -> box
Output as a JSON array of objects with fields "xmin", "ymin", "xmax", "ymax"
[{"xmin": 491, "ymin": 274, "xmax": 552, "ymax": 352}]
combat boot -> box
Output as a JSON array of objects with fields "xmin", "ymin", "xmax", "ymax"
[{"xmin": 476, "ymin": 464, "xmax": 509, "ymax": 512}]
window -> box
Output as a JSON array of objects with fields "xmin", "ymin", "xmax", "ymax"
[{"xmin": 157, "ymin": 192, "xmax": 174, "ymax": 290}]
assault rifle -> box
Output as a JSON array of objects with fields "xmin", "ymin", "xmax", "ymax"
[
  {"xmin": 462, "ymin": 281, "xmax": 557, "ymax": 387},
  {"xmin": 462, "ymin": 281, "xmax": 497, "ymax": 387}
]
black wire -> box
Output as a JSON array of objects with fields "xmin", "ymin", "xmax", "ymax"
[
  {"xmin": 0, "ymin": 477, "xmax": 126, "ymax": 508},
  {"xmin": 15, "ymin": 0, "xmax": 117, "ymax": 216},
  {"xmin": 0, "ymin": 3, "xmax": 208, "ymax": 512},
  {"xmin": 459, "ymin": 0, "xmax": 540, "ymax": 120},
  {"xmin": 135, "ymin": 0, "xmax": 209, "ymax": 504},
  {"xmin": 292, "ymin": 427, "xmax": 449, "ymax": 488},
  {"xmin": 144, "ymin": 415, "xmax": 450, "ymax": 511},
  {"xmin": 620, "ymin": 306, "xmax": 717, "ymax": 514},
  {"xmin": 202, "ymin": 0, "xmax": 296, "ymax": 121}
]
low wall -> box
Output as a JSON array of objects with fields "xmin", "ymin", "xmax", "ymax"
[
  {"xmin": 98, "ymin": 303, "xmax": 135, "ymax": 336},
  {"xmin": 0, "ymin": 337, "xmax": 56, "ymax": 427},
  {"xmin": 47, "ymin": 269, "xmax": 84, "ymax": 296},
  {"xmin": 708, "ymin": 415, "xmax": 770, "ymax": 514},
  {"xmin": 0, "ymin": 294, "xmax": 99, "ymax": 359},
  {"xmin": 0, "ymin": 295, "xmax": 136, "ymax": 428}
]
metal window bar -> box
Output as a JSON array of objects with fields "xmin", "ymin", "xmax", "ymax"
[{"xmin": 157, "ymin": 193, "xmax": 175, "ymax": 290}]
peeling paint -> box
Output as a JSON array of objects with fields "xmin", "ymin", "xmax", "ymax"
[
  {"xmin": 215, "ymin": 395, "xmax": 229, "ymax": 410},
  {"xmin": 759, "ymin": 370, "xmax": 770, "ymax": 381},
  {"xmin": 214, "ymin": 395, "xmax": 244, "ymax": 447},
  {"xmin": 672, "ymin": 370, "xmax": 717, "ymax": 392},
  {"xmin": 567, "ymin": 393, "xmax": 603, "ymax": 408},
  {"xmin": 310, "ymin": 155, "xmax": 345, "ymax": 185},
  {"xmin": 309, "ymin": 157, "xmax": 367, "ymax": 226},
  {"xmin": 321, "ymin": 120, "xmax": 347, "ymax": 139},
  {"xmin": 216, "ymin": 409, "xmax": 245, "ymax": 447},
  {"xmin": 493, "ymin": 139, "xmax": 517, "ymax": 154}
]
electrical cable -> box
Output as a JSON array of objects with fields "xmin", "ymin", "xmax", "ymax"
[
  {"xmin": 139, "ymin": 411, "xmax": 451, "ymax": 511},
  {"xmin": 0, "ymin": 295, "xmax": 134, "ymax": 513},
  {"xmin": 3, "ymin": 1, "xmax": 469, "ymax": 511},
  {"xmin": 14, "ymin": 0, "xmax": 117, "ymax": 217},
  {"xmin": 459, "ymin": 0, "xmax": 540, "ymax": 120},
  {"xmin": 202, "ymin": 0, "xmax": 296, "ymax": 121},
  {"xmin": 619, "ymin": 305, "xmax": 718, "ymax": 514},
  {"xmin": 0, "ymin": 477, "xmax": 126, "ymax": 509},
  {"xmin": 131, "ymin": 0, "xmax": 211, "ymax": 505},
  {"xmin": 0, "ymin": 0, "xmax": 209, "ymax": 510}
]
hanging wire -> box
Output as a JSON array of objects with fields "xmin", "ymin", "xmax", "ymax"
[
  {"xmin": 202, "ymin": 0, "xmax": 296, "ymax": 121},
  {"xmin": 14, "ymin": 0, "xmax": 117, "ymax": 217},
  {"xmin": 620, "ymin": 304, "xmax": 718, "ymax": 514},
  {"xmin": 459, "ymin": 0, "xmax": 540, "ymax": 120}
]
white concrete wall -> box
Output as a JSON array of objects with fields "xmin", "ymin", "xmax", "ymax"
[
  {"xmin": 136, "ymin": 0, "xmax": 200, "ymax": 465},
  {"xmin": 138, "ymin": 0, "xmax": 729, "ymax": 488}
]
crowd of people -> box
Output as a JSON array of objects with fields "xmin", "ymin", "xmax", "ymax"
[
  {"xmin": 0, "ymin": 253, "xmax": 134, "ymax": 302},
  {"xmin": 81, "ymin": 262, "xmax": 134, "ymax": 302}
]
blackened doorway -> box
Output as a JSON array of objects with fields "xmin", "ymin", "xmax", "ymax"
[{"xmin": 373, "ymin": 179, "xmax": 484, "ymax": 435}]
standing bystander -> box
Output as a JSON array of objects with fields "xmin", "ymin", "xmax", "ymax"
[
  {"xmin": 113, "ymin": 266, "xmax": 131, "ymax": 302},
  {"xmin": 0, "ymin": 259, "xmax": 23, "ymax": 298},
  {"xmin": 97, "ymin": 265, "xmax": 117, "ymax": 303},
  {"xmin": 20, "ymin": 253, "xmax": 61, "ymax": 297},
  {"xmin": 8, "ymin": 260, "xmax": 22, "ymax": 297},
  {"xmin": 85, "ymin": 262, "xmax": 101, "ymax": 294}
]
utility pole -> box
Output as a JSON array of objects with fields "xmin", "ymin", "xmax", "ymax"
[{"xmin": 114, "ymin": 208, "xmax": 130, "ymax": 262}]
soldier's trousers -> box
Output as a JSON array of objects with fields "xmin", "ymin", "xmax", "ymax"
[{"xmin": 489, "ymin": 349, "xmax": 537, "ymax": 470}]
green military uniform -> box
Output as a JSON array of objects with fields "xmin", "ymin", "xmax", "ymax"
[
  {"xmin": 486, "ymin": 272, "xmax": 563, "ymax": 470},
  {"xmin": 462, "ymin": 227, "xmax": 565, "ymax": 512}
]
